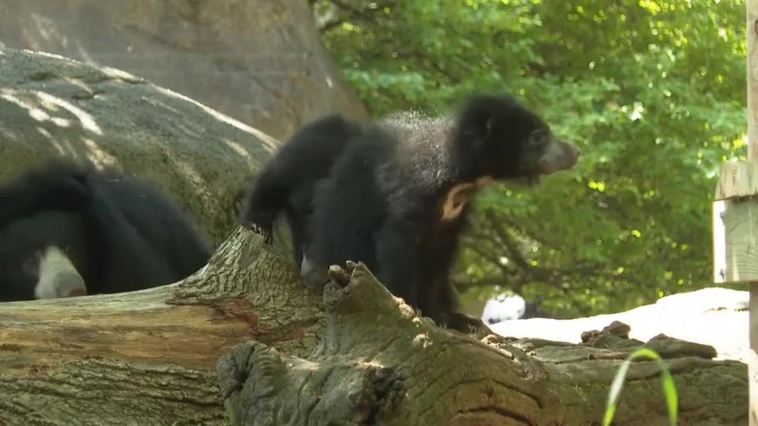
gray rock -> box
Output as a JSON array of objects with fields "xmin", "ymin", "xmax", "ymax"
[
  {"xmin": 0, "ymin": 0, "xmax": 367, "ymax": 139},
  {"xmin": 0, "ymin": 46, "xmax": 279, "ymax": 246}
]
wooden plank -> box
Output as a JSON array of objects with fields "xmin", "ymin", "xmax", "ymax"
[
  {"xmin": 713, "ymin": 200, "xmax": 728, "ymax": 283},
  {"xmin": 752, "ymin": 287, "xmax": 758, "ymax": 426},
  {"xmin": 747, "ymin": 0, "xmax": 758, "ymax": 422},
  {"xmin": 712, "ymin": 199, "xmax": 758, "ymax": 283},
  {"xmin": 715, "ymin": 161, "xmax": 758, "ymax": 200},
  {"xmin": 750, "ymin": 0, "xmax": 758, "ymax": 161}
]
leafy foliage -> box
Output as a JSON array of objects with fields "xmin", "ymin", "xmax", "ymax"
[{"xmin": 315, "ymin": 0, "xmax": 747, "ymax": 317}]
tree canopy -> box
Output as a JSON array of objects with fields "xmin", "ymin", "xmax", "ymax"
[{"xmin": 315, "ymin": 0, "xmax": 747, "ymax": 317}]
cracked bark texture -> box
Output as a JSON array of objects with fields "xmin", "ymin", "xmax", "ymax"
[
  {"xmin": 217, "ymin": 260, "xmax": 748, "ymax": 425},
  {"xmin": 0, "ymin": 0, "xmax": 367, "ymax": 140},
  {"xmin": 0, "ymin": 226, "xmax": 748, "ymax": 425},
  {"xmin": 0, "ymin": 229, "xmax": 322, "ymax": 425}
]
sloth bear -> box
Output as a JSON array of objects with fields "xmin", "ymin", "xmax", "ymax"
[
  {"xmin": 240, "ymin": 114, "xmax": 363, "ymax": 270},
  {"xmin": 0, "ymin": 163, "xmax": 212, "ymax": 302},
  {"xmin": 242, "ymin": 94, "xmax": 580, "ymax": 330}
]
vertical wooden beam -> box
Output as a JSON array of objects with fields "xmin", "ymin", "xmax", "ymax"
[
  {"xmin": 714, "ymin": 2, "xmax": 758, "ymax": 424},
  {"xmin": 750, "ymin": 0, "xmax": 758, "ymax": 161},
  {"xmin": 747, "ymin": 1, "xmax": 758, "ymax": 423},
  {"xmin": 752, "ymin": 284, "xmax": 758, "ymax": 425}
]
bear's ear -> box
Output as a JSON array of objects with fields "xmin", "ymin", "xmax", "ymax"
[
  {"xmin": 457, "ymin": 95, "xmax": 511, "ymax": 146},
  {"xmin": 458, "ymin": 110, "xmax": 492, "ymax": 145},
  {"xmin": 470, "ymin": 108, "xmax": 501, "ymax": 145},
  {"xmin": 479, "ymin": 111, "xmax": 510, "ymax": 147}
]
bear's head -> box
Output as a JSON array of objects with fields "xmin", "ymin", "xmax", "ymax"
[{"xmin": 454, "ymin": 94, "xmax": 580, "ymax": 183}]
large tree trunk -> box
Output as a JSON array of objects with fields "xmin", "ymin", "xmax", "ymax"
[{"xmin": 0, "ymin": 229, "xmax": 747, "ymax": 425}]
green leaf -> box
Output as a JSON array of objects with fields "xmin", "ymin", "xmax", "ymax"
[{"xmin": 604, "ymin": 348, "xmax": 679, "ymax": 426}]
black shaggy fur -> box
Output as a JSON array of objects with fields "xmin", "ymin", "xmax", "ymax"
[
  {"xmin": 307, "ymin": 95, "xmax": 579, "ymax": 328},
  {"xmin": 0, "ymin": 163, "xmax": 212, "ymax": 301},
  {"xmin": 240, "ymin": 114, "xmax": 363, "ymax": 269},
  {"xmin": 242, "ymin": 94, "xmax": 579, "ymax": 329}
]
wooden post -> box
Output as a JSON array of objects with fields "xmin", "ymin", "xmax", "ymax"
[{"xmin": 713, "ymin": 1, "xmax": 758, "ymax": 423}]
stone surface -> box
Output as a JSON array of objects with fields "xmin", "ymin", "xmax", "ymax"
[
  {"xmin": 0, "ymin": 0, "xmax": 367, "ymax": 139},
  {"xmin": 0, "ymin": 46, "xmax": 279, "ymax": 246}
]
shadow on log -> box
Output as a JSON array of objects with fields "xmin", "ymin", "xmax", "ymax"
[{"xmin": 0, "ymin": 228, "xmax": 749, "ymax": 425}]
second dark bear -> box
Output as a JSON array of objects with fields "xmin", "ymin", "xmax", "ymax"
[
  {"xmin": 0, "ymin": 163, "xmax": 212, "ymax": 302},
  {"xmin": 243, "ymin": 94, "xmax": 580, "ymax": 329}
]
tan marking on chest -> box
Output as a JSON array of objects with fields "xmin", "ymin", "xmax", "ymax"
[{"xmin": 440, "ymin": 176, "xmax": 495, "ymax": 222}]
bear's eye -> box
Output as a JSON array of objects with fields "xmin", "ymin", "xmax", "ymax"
[{"xmin": 528, "ymin": 129, "xmax": 548, "ymax": 147}]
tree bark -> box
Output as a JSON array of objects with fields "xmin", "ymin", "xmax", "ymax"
[{"xmin": 0, "ymin": 229, "xmax": 747, "ymax": 425}]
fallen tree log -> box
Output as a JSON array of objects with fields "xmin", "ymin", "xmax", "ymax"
[{"xmin": 0, "ymin": 229, "xmax": 748, "ymax": 425}]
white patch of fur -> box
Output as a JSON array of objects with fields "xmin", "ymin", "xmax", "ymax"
[
  {"xmin": 300, "ymin": 253, "xmax": 314, "ymax": 276},
  {"xmin": 35, "ymin": 246, "xmax": 87, "ymax": 299}
]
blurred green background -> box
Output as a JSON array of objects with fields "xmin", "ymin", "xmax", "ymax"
[{"xmin": 313, "ymin": 0, "xmax": 747, "ymax": 317}]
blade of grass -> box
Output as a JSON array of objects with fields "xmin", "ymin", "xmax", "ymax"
[{"xmin": 603, "ymin": 347, "xmax": 678, "ymax": 426}]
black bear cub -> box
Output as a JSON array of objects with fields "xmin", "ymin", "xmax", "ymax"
[
  {"xmin": 240, "ymin": 115, "xmax": 363, "ymax": 270},
  {"xmin": 0, "ymin": 163, "xmax": 212, "ymax": 302},
  {"xmin": 242, "ymin": 94, "xmax": 580, "ymax": 330}
]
